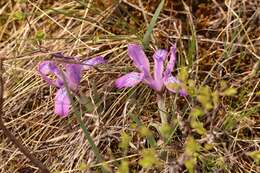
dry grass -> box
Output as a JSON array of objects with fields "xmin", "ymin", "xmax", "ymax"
[{"xmin": 0, "ymin": 0, "xmax": 259, "ymax": 172}]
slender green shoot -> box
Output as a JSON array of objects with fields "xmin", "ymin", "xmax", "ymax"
[
  {"xmin": 60, "ymin": 71, "xmax": 107, "ymax": 173},
  {"xmin": 142, "ymin": 0, "xmax": 165, "ymax": 49}
]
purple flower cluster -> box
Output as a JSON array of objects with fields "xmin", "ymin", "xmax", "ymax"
[{"xmin": 38, "ymin": 56, "xmax": 105, "ymax": 117}]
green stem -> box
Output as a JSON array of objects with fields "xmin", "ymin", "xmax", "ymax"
[
  {"xmin": 68, "ymin": 91, "xmax": 108, "ymax": 172},
  {"xmin": 157, "ymin": 93, "xmax": 167, "ymax": 124},
  {"xmin": 60, "ymin": 71, "xmax": 107, "ymax": 172},
  {"xmin": 74, "ymin": 109, "xmax": 103, "ymax": 162}
]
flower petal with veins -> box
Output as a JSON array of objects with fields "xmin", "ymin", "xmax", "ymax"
[
  {"xmin": 38, "ymin": 61, "xmax": 63, "ymax": 87},
  {"xmin": 128, "ymin": 44, "xmax": 150, "ymax": 77},
  {"xmin": 153, "ymin": 49, "xmax": 168, "ymax": 91},
  {"xmin": 54, "ymin": 88, "xmax": 71, "ymax": 117},
  {"xmin": 115, "ymin": 72, "xmax": 143, "ymax": 89},
  {"xmin": 164, "ymin": 44, "xmax": 177, "ymax": 77},
  {"xmin": 82, "ymin": 56, "xmax": 106, "ymax": 70},
  {"xmin": 164, "ymin": 75, "xmax": 187, "ymax": 96},
  {"xmin": 65, "ymin": 64, "xmax": 82, "ymax": 91}
]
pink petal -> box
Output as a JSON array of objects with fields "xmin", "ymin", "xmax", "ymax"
[
  {"xmin": 115, "ymin": 72, "xmax": 143, "ymax": 89},
  {"xmin": 65, "ymin": 64, "xmax": 82, "ymax": 91},
  {"xmin": 153, "ymin": 49, "xmax": 168, "ymax": 91},
  {"xmin": 82, "ymin": 56, "xmax": 106, "ymax": 70},
  {"xmin": 128, "ymin": 44, "xmax": 150, "ymax": 77},
  {"xmin": 179, "ymin": 89, "xmax": 188, "ymax": 97},
  {"xmin": 54, "ymin": 88, "xmax": 71, "ymax": 117},
  {"xmin": 163, "ymin": 75, "xmax": 187, "ymax": 96},
  {"xmin": 164, "ymin": 44, "xmax": 177, "ymax": 77},
  {"xmin": 38, "ymin": 61, "xmax": 63, "ymax": 87}
]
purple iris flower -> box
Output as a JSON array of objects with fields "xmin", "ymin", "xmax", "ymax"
[
  {"xmin": 38, "ymin": 56, "xmax": 106, "ymax": 117},
  {"xmin": 115, "ymin": 44, "xmax": 187, "ymax": 96}
]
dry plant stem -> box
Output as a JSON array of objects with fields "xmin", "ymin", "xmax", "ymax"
[
  {"xmin": 157, "ymin": 93, "xmax": 167, "ymax": 124},
  {"xmin": 0, "ymin": 59, "xmax": 50, "ymax": 173}
]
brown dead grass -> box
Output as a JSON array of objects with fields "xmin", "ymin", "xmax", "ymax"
[{"xmin": 0, "ymin": 0, "xmax": 259, "ymax": 172}]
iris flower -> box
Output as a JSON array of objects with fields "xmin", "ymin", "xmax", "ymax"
[
  {"xmin": 38, "ymin": 56, "xmax": 105, "ymax": 117},
  {"xmin": 115, "ymin": 44, "xmax": 187, "ymax": 96}
]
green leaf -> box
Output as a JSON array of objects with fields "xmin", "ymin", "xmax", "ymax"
[
  {"xmin": 78, "ymin": 162, "xmax": 88, "ymax": 171},
  {"xmin": 190, "ymin": 120, "xmax": 206, "ymax": 135},
  {"xmin": 159, "ymin": 123, "xmax": 173, "ymax": 140},
  {"xmin": 118, "ymin": 160, "xmax": 129, "ymax": 173},
  {"xmin": 190, "ymin": 107, "xmax": 204, "ymax": 118},
  {"xmin": 197, "ymin": 86, "xmax": 213, "ymax": 110},
  {"xmin": 139, "ymin": 149, "xmax": 158, "ymax": 169},
  {"xmin": 119, "ymin": 132, "xmax": 131, "ymax": 150},
  {"xmin": 247, "ymin": 151, "xmax": 260, "ymax": 164},
  {"xmin": 142, "ymin": 0, "xmax": 165, "ymax": 49},
  {"xmin": 212, "ymin": 90, "xmax": 219, "ymax": 108},
  {"xmin": 165, "ymin": 82, "xmax": 181, "ymax": 92},
  {"xmin": 187, "ymin": 31, "xmax": 196, "ymax": 67},
  {"xmin": 184, "ymin": 137, "xmax": 200, "ymax": 172},
  {"xmin": 204, "ymin": 143, "xmax": 214, "ymax": 151},
  {"xmin": 199, "ymin": 86, "xmax": 211, "ymax": 95},
  {"xmin": 197, "ymin": 95, "xmax": 213, "ymax": 110},
  {"xmin": 185, "ymin": 136, "xmax": 200, "ymax": 156},
  {"xmin": 215, "ymin": 157, "xmax": 225, "ymax": 168},
  {"xmin": 223, "ymin": 114, "xmax": 237, "ymax": 131},
  {"xmin": 61, "ymin": 72, "xmax": 107, "ymax": 172},
  {"xmin": 35, "ymin": 30, "xmax": 45, "ymax": 41},
  {"xmin": 187, "ymin": 79, "xmax": 196, "ymax": 95},
  {"xmin": 184, "ymin": 158, "xmax": 196, "ymax": 173},
  {"xmin": 129, "ymin": 113, "xmax": 156, "ymax": 147},
  {"xmin": 13, "ymin": 11, "xmax": 25, "ymax": 21},
  {"xmin": 178, "ymin": 66, "xmax": 189, "ymax": 82},
  {"xmin": 222, "ymin": 87, "xmax": 237, "ymax": 96},
  {"xmin": 139, "ymin": 126, "xmax": 152, "ymax": 137}
]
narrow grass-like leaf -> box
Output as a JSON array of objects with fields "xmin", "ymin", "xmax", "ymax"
[
  {"xmin": 60, "ymin": 71, "xmax": 108, "ymax": 173},
  {"xmin": 142, "ymin": 0, "xmax": 165, "ymax": 49},
  {"xmin": 187, "ymin": 30, "xmax": 196, "ymax": 68}
]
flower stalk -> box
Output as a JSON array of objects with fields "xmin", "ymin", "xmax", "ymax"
[{"xmin": 157, "ymin": 93, "xmax": 167, "ymax": 124}]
